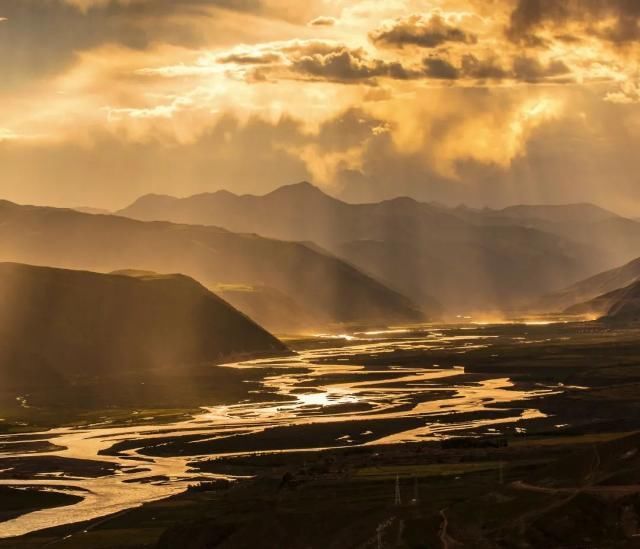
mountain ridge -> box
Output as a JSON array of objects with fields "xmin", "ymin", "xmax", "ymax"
[
  {"xmin": 116, "ymin": 183, "xmax": 616, "ymax": 313},
  {"xmin": 120, "ymin": 183, "xmax": 623, "ymax": 217},
  {"xmin": 0, "ymin": 199, "xmax": 426, "ymax": 331}
]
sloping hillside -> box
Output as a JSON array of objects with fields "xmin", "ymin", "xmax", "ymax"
[
  {"xmin": 0, "ymin": 200, "xmax": 425, "ymax": 330},
  {"xmin": 604, "ymin": 282, "xmax": 640, "ymax": 321},
  {"xmin": 569, "ymin": 278, "xmax": 640, "ymax": 322},
  {"xmin": 571, "ymin": 279, "xmax": 640, "ymax": 322},
  {"xmin": 538, "ymin": 256, "xmax": 640, "ymax": 313},
  {"xmin": 214, "ymin": 284, "xmax": 317, "ymax": 334},
  {"xmin": 0, "ymin": 263, "xmax": 286, "ymax": 391}
]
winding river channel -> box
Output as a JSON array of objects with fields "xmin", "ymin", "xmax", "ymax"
[{"xmin": 0, "ymin": 325, "xmax": 562, "ymax": 538}]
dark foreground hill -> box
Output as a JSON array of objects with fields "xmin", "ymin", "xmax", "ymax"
[
  {"xmin": 118, "ymin": 183, "xmax": 607, "ymax": 313},
  {"xmin": 0, "ymin": 200, "xmax": 425, "ymax": 331},
  {"xmin": 0, "ymin": 263, "xmax": 286, "ymax": 392}
]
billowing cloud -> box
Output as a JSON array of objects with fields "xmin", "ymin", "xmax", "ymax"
[
  {"xmin": 6, "ymin": 88, "xmax": 640, "ymax": 219},
  {"xmin": 421, "ymin": 53, "xmax": 572, "ymax": 83},
  {"xmin": 460, "ymin": 54, "xmax": 509, "ymax": 80},
  {"xmin": 135, "ymin": 40, "xmax": 421, "ymax": 84},
  {"xmin": 423, "ymin": 57, "xmax": 459, "ymax": 79},
  {"xmin": 606, "ymin": 81, "xmax": 640, "ymax": 104},
  {"xmin": 508, "ymin": 0, "xmax": 640, "ymax": 45},
  {"xmin": 0, "ymin": 0, "xmax": 316, "ymax": 90},
  {"xmin": 288, "ymin": 44, "xmax": 415, "ymax": 82},
  {"xmin": 512, "ymin": 56, "xmax": 572, "ymax": 83},
  {"xmin": 2, "ymin": 0, "xmax": 640, "ymax": 216},
  {"xmin": 371, "ymin": 13, "xmax": 477, "ymax": 49},
  {"xmin": 0, "ymin": 0, "xmax": 220, "ymax": 89}
]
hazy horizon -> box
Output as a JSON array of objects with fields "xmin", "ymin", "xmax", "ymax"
[{"xmin": 0, "ymin": 180, "xmax": 635, "ymax": 219}]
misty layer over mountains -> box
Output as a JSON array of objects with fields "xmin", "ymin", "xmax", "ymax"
[
  {"xmin": 0, "ymin": 263, "xmax": 285, "ymax": 398},
  {"xmin": 119, "ymin": 182, "xmax": 640, "ymax": 315},
  {"xmin": 0, "ymin": 200, "xmax": 424, "ymax": 332}
]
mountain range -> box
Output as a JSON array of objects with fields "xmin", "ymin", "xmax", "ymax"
[
  {"xmin": 118, "ymin": 182, "xmax": 640, "ymax": 314},
  {"xmin": 0, "ymin": 199, "xmax": 424, "ymax": 332}
]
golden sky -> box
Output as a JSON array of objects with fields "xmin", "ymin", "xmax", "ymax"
[{"xmin": 1, "ymin": 0, "xmax": 640, "ymax": 212}]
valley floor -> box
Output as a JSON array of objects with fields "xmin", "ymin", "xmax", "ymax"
[{"xmin": 3, "ymin": 321, "xmax": 640, "ymax": 547}]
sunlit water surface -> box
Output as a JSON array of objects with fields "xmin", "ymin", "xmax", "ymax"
[{"xmin": 0, "ymin": 325, "xmax": 562, "ymax": 538}]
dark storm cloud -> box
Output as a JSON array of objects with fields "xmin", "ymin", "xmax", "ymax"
[
  {"xmin": 233, "ymin": 40, "xmax": 576, "ymax": 85},
  {"xmin": 292, "ymin": 49, "xmax": 405, "ymax": 82},
  {"xmin": 0, "ymin": 0, "xmax": 263, "ymax": 89},
  {"xmin": 283, "ymin": 44, "xmax": 418, "ymax": 83},
  {"xmin": 460, "ymin": 54, "xmax": 509, "ymax": 80},
  {"xmin": 512, "ymin": 56, "xmax": 571, "ymax": 82},
  {"xmin": 421, "ymin": 54, "xmax": 570, "ymax": 83},
  {"xmin": 371, "ymin": 13, "xmax": 477, "ymax": 49},
  {"xmin": 196, "ymin": 41, "xmax": 420, "ymax": 84},
  {"xmin": 508, "ymin": 0, "xmax": 640, "ymax": 45},
  {"xmin": 423, "ymin": 57, "xmax": 460, "ymax": 79}
]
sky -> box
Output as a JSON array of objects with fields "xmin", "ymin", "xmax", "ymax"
[{"xmin": 1, "ymin": 0, "xmax": 640, "ymax": 213}]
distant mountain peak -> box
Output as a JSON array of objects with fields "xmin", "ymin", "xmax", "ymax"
[
  {"xmin": 266, "ymin": 181, "xmax": 338, "ymax": 201},
  {"xmin": 280, "ymin": 181, "xmax": 317, "ymax": 191},
  {"xmin": 126, "ymin": 193, "xmax": 177, "ymax": 207},
  {"xmin": 381, "ymin": 196, "xmax": 419, "ymax": 206},
  {"xmin": 210, "ymin": 189, "xmax": 237, "ymax": 198},
  {"xmin": 138, "ymin": 193, "xmax": 174, "ymax": 200}
]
